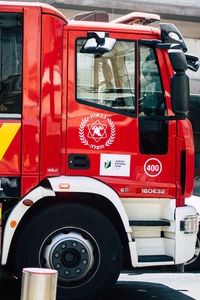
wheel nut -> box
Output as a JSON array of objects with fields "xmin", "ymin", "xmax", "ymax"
[
  {"xmin": 65, "ymin": 270, "xmax": 70, "ymax": 275},
  {"xmin": 72, "ymin": 242, "xmax": 77, "ymax": 247},
  {"xmin": 54, "ymin": 253, "xmax": 59, "ymax": 258},
  {"xmin": 81, "ymin": 248, "xmax": 86, "ymax": 253},
  {"xmin": 61, "ymin": 244, "xmax": 66, "ymax": 249},
  {"xmin": 56, "ymin": 264, "xmax": 61, "ymax": 269},
  {"xmin": 82, "ymin": 259, "xmax": 87, "ymax": 265},
  {"xmin": 76, "ymin": 268, "xmax": 81, "ymax": 274}
]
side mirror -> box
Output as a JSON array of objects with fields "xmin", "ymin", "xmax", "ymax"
[
  {"xmin": 169, "ymin": 49, "xmax": 189, "ymax": 116},
  {"xmin": 185, "ymin": 54, "xmax": 199, "ymax": 72},
  {"xmin": 160, "ymin": 23, "xmax": 187, "ymax": 52},
  {"xmin": 168, "ymin": 49, "xmax": 188, "ymax": 72},
  {"xmin": 81, "ymin": 31, "xmax": 116, "ymax": 54}
]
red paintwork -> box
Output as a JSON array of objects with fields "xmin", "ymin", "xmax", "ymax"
[
  {"xmin": 40, "ymin": 13, "xmax": 66, "ymax": 181},
  {"xmin": 0, "ymin": 203, "xmax": 1, "ymax": 254},
  {"xmin": 66, "ymin": 29, "xmax": 177, "ymax": 199},
  {"xmin": 21, "ymin": 7, "xmax": 41, "ymax": 196},
  {"xmin": 176, "ymin": 119, "xmax": 194, "ymax": 198},
  {"xmin": 0, "ymin": 2, "xmax": 194, "ymax": 205},
  {"xmin": 61, "ymin": 28, "xmax": 68, "ymax": 176}
]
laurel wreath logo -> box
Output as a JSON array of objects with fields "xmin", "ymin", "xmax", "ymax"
[
  {"xmin": 79, "ymin": 117, "xmax": 89, "ymax": 146},
  {"xmin": 79, "ymin": 115, "xmax": 116, "ymax": 148},
  {"xmin": 105, "ymin": 118, "xmax": 116, "ymax": 147}
]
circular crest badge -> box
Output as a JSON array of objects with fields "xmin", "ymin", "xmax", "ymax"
[{"xmin": 79, "ymin": 114, "xmax": 116, "ymax": 150}]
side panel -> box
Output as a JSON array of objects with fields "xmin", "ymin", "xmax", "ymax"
[
  {"xmin": 61, "ymin": 27, "xmax": 68, "ymax": 175},
  {"xmin": 21, "ymin": 7, "xmax": 41, "ymax": 197},
  {"xmin": 176, "ymin": 119, "xmax": 194, "ymax": 198},
  {"xmin": 40, "ymin": 14, "xmax": 65, "ymax": 180},
  {"xmin": 0, "ymin": 11, "xmax": 23, "ymax": 185},
  {"xmin": 66, "ymin": 30, "xmax": 176, "ymax": 199}
]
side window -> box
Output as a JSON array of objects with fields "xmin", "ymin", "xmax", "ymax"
[
  {"xmin": 0, "ymin": 13, "xmax": 23, "ymax": 117},
  {"xmin": 139, "ymin": 45, "xmax": 168, "ymax": 155},
  {"xmin": 139, "ymin": 45, "xmax": 166, "ymax": 116},
  {"xmin": 76, "ymin": 39, "xmax": 136, "ymax": 116}
]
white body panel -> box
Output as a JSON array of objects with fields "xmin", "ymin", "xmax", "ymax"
[
  {"xmin": 48, "ymin": 176, "xmax": 131, "ymax": 233},
  {"xmin": 1, "ymin": 186, "xmax": 55, "ymax": 265},
  {"xmin": 175, "ymin": 205, "xmax": 198, "ymax": 264},
  {"xmin": 1, "ymin": 176, "xmax": 198, "ymax": 269},
  {"xmin": 185, "ymin": 195, "xmax": 200, "ymax": 221},
  {"xmin": 122, "ymin": 198, "xmax": 197, "ymax": 267}
]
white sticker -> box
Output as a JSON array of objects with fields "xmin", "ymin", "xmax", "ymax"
[
  {"xmin": 144, "ymin": 158, "xmax": 162, "ymax": 177},
  {"xmin": 100, "ymin": 154, "xmax": 131, "ymax": 177}
]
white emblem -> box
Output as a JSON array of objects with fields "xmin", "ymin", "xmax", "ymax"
[{"xmin": 79, "ymin": 114, "xmax": 116, "ymax": 150}]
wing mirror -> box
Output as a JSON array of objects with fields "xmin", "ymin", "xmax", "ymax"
[
  {"xmin": 81, "ymin": 31, "xmax": 116, "ymax": 54},
  {"xmin": 185, "ymin": 54, "xmax": 199, "ymax": 72},
  {"xmin": 169, "ymin": 49, "xmax": 189, "ymax": 117},
  {"xmin": 160, "ymin": 23, "xmax": 187, "ymax": 52}
]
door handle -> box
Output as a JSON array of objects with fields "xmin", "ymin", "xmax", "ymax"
[{"xmin": 68, "ymin": 154, "xmax": 90, "ymax": 170}]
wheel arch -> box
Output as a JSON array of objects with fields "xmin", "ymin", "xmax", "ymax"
[{"xmin": 3, "ymin": 176, "xmax": 132, "ymax": 269}]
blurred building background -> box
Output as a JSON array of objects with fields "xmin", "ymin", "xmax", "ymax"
[{"xmin": 8, "ymin": 0, "xmax": 200, "ymax": 94}]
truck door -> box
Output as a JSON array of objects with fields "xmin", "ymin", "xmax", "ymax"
[
  {"xmin": 0, "ymin": 11, "xmax": 23, "ymax": 199},
  {"xmin": 66, "ymin": 30, "xmax": 176, "ymax": 198},
  {"xmin": 137, "ymin": 43, "xmax": 176, "ymax": 198}
]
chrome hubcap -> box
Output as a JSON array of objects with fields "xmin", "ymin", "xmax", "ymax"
[{"xmin": 40, "ymin": 228, "xmax": 99, "ymax": 286}]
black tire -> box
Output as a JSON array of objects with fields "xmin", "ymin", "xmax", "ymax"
[
  {"xmin": 185, "ymin": 230, "xmax": 200, "ymax": 271},
  {"xmin": 11, "ymin": 203, "xmax": 123, "ymax": 300}
]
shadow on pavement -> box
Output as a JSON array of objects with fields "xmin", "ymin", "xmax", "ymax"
[
  {"xmin": 1, "ymin": 277, "xmax": 21, "ymax": 300},
  {"xmin": 1, "ymin": 271, "xmax": 198, "ymax": 300},
  {"xmin": 106, "ymin": 280, "xmax": 195, "ymax": 300}
]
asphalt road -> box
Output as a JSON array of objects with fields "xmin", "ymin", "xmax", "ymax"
[
  {"xmin": 1, "ymin": 269, "xmax": 200, "ymax": 300},
  {"xmin": 115, "ymin": 270, "xmax": 200, "ymax": 300}
]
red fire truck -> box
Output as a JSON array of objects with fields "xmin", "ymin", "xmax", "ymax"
[{"xmin": 0, "ymin": 2, "xmax": 199, "ymax": 299}]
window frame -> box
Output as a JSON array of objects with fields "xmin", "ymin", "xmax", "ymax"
[
  {"xmin": 0, "ymin": 12, "xmax": 23, "ymax": 120},
  {"xmin": 138, "ymin": 43, "xmax": 167, "ymax": 117},
  {"xmin": 75, "ymin": 37, "xmax": 137, "ymax": 118}
]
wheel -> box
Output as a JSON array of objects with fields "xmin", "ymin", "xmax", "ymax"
[
  {"xmin": 11, "ymin": 203, "xmax": 123, "ymax": 300},
  {"xmin": 185, "ymin": 230, "xmax": 200, "ymax": 271}
]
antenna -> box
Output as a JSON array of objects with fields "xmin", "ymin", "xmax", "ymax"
[{"xmin": 111, "ymin": 0, "xmax": 115, "ymax": 21}]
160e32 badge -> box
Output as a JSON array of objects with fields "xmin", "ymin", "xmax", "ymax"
[{"xmin": 79, "ymin": 114, "xmax": 116, "ymax": 150}]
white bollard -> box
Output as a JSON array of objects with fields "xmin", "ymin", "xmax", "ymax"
[{"xmin": 20, "ymin": 268, "xmax": 58, "ymax": 300}]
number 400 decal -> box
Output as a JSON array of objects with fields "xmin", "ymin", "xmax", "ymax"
[{"xmin": 144, "ymin": 158, "xmax": 162, "ymax": 177}]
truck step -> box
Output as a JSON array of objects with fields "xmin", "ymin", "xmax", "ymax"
[
  {"xmin": 129, "ymin": 220, "xmax": 170, "ymax": 227},
  {"xmin": 138, "ymin": 255, "xmax": 173, "ymax": 263}
]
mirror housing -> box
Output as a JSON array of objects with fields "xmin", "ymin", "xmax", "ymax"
[
  {"xmin": 170, "ymin": 73, "xmax": 189, "ymax": 116},
  {"xmin": 168, "ymin": 49, "xmax": 188, "ymax": 72},
  {"xmin": 185, "ymin": 54, "xmax": 199, "ymax": 72},
  {"xmin": 169, "ymin": 50, "xmax": 189, "ymax": 116},
  {"xmin": 81, "ymin": 31, "xmax": 116, "ymax": 54},
  {"xmin": 160, "ymin": 23, "xmax": 187, "ymax": 52}
]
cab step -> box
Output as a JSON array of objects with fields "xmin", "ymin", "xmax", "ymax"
[
  {"xmin": 129, "ymin": 220, "xmax": 170, "ymax": 226},
  {"xmin": 138, "ymin": 255, "xmax": 173, "ymax": 263}
]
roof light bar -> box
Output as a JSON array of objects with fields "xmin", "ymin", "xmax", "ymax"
[{"xmin": 111, "ymin": 12, "xmax": 160, "ymax": 25}]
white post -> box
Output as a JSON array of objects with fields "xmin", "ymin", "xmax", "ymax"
[{"xmin": 20, "ymin": 268, "xmax": 58, "ymax": 300}]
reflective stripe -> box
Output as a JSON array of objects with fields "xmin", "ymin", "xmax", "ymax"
[{"xmin": 0, "ymin": 123, "xmax": 21, "ymax": 160}]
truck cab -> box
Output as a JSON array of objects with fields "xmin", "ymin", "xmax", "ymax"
[{"xmin": 0, "ymin": 3, "xmax": 198, "ymax": 300}]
